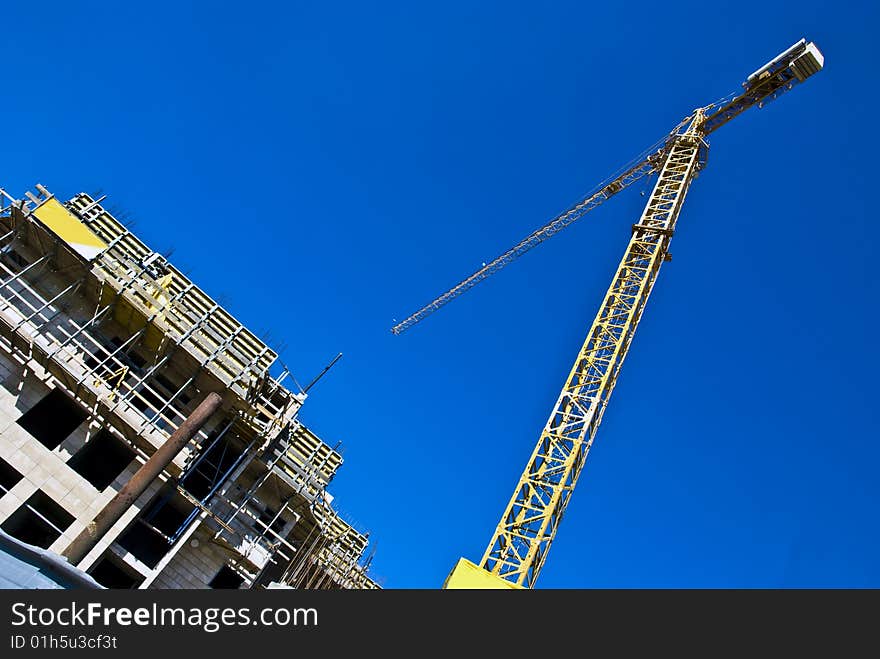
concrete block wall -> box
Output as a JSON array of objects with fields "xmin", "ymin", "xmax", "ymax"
[
  {"xmin": 0, "ymin": 349, "xmax": 160, "ymax": 570},
  {"xmin": 148, "ymin": 524, "xmax": 250, "ymax": 589},
  {"xmin": 0, "ymin": 344, "xmax": 264, "ymax": 590}
]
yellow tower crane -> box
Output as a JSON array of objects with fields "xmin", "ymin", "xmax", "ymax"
[{"xmin": 392, "ymin": 39, "xmax": 825, "ymax": 589}]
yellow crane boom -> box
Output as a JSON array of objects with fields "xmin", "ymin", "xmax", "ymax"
[
  {"xmin": 479, "ymin": 110, "xmax": 707, "ymax": 587},
  {"xmin": 394, "ymin": 39, "xmax": 824, "ymax": 588}
]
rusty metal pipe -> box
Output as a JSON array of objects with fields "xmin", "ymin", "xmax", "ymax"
[{"xmin": 63, "ymin": 392, "xmax": 223, "ymax": 566}]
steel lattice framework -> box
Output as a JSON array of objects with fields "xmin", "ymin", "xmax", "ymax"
[{"xmin": 479, "ymin": 114, "xmax": 707, "ymax": 587}]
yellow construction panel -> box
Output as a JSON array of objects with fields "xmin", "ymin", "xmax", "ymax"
[
  {"xmin": 442, "ymin": 558, "xmax": 522, "ymax": 590},
  {"xmin": 33, "ymin": 198, "xmax": 107, "ymax": 261},
  {"xmin": 142, "ymin": 325, "xmax": 165, "ymax": 353},
  {"xmin": 113, "ymin": 300, "xmax": 140, "ymax": 330},
  {"xmin": 147, "ymin": 273, "xmax": 173, "ymax": 316}
]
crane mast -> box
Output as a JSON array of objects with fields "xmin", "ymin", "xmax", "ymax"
[
  {"xmin": 480, "ymin": 111, "xmax": 707, "ymax": 587},
  {"xmin": 409, "ymin": 39, "xmax": 826, "ymax": 588}
]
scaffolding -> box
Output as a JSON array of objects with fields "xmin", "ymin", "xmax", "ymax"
[{"xmin": 0, "ymin": 185, "xmax": 377, "ymax": 589}]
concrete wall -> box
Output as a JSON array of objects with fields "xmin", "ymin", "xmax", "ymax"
[
  {"xmin": 148, "ymin": 524, "xmax": 248, "ymax": 589},
  {"xmin": 0, "ymin": 349, "xmax": 163, "ymax": 572}
]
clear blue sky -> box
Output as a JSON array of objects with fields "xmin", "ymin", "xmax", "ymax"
[{"xmin": 1, "ymin": 1, "xmax": 876, "ymax": 588}]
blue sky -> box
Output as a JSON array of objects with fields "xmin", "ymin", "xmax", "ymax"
[{"xmin": 1, "ymin": 1, "xmax": 876, "ymax": 587}]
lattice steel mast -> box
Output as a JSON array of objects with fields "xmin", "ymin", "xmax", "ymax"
[
  {"xmin": 392, "ymin": 40, "xmax": 824, "ymax": 588},
  {"xmin": 480, "ymin": 112, "xmax": 707, "ymax": 586}
]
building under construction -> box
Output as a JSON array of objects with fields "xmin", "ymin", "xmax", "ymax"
[{"xmin": 0, "ymin": 184, "xmax": 378, "ymax": 589}]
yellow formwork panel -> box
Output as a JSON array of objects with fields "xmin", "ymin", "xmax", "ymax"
[
  {"xmin": 33, "ymin": 198, "xmax": 107, "ymax": 261},
  {"xmin": 142, "ymin": 326, "xmax": 165, "ymax": 353},
  {"xmin": 148, "ymin": 274, "xmax": 173, "ymax": 316},
  {"xmin": 106, "ymin": 273, "xmax": 173, "ymax": 352},
  {"xmin": 113, "ymin": 299, "xmax": 138, "ymax": 329},
  {"xmin": 442, "ymin": 558, "xmax": 522, "ymax": 590}
]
